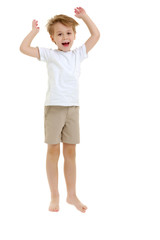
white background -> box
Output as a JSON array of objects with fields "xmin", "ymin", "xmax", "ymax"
[{"xmin": 0, "ymin": 0, "xmax": 160, "ymax": 239}]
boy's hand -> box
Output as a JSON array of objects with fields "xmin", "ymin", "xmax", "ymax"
[
  {"xmin": 74, "ymin": 7, "xmax": 87, "ymax": 19},
  {"xmin": 32, "ymin": 19, "xmax": 40, "ymax": 33}
]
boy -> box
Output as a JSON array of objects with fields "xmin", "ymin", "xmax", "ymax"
[{"xmin": 20, "ymin": 7, "xmax": 100, "ymax": 213}]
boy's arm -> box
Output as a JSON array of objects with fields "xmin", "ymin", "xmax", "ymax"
[
  {"xmin": 20, "ymin": 20, "xmax": 40, "ymax": 59},
  {"xmin": 74, "ymin": 7, "xmax": 100, "ymax": 53}
]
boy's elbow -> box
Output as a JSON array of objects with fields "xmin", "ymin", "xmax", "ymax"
[
  {"xmin": 19, "ymin": 44, "xmax": 26, "ymax": 54},
  {"xmin": 94, "ymin": 31, "xmax": 100, "ymax": 40},
  {"xmin": 19, "ymin": 45, "xmax": 24, "ymax": 53},
  {"xmin": 94, "ymin": 33, "xmax": 100, "ymax": 43},
  {"xmin": 97, "ymin": 31, "xmax": 100, "ymax": 39}
]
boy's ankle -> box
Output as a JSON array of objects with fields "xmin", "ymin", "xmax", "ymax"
[
  {"xmin": 67, "ymin": 193, "xmax": 77, "ymax": 198},
  {"xmin": 51, "ymin": 193, "xmax": 59, "ymax": 199}
]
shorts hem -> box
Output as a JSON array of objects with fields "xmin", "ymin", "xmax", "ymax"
[
  {"xmin": 62, "ymin": 140, "xmax": 80, "ymax": 144},
  {"xmin": 44, "ymin": 140, "xmax": 61, "ymax": 145},
  {"xmin": 44, "ymin": 140, "xmax": 80, "ymax": 144}
]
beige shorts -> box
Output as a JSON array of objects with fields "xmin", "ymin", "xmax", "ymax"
[{"xmin": 44, "ymin": 106, "xmax": 80, "ymax": 145}]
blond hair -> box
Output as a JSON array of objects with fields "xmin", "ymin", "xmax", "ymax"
[{"xmin": 46, "ymin": 14, "xmax": 79, "ymax": 35}]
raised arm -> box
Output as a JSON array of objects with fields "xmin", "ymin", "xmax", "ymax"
[
  {"xmin": 74, "ymin": 7, "xmax": 100, "ymax": 53},
  {"xmin": 20, "ymin": 20, "xmax": 40, "ymax": 59}
]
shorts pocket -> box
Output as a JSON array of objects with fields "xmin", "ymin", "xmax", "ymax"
[{"xmin": 44, "ymin": 106, "xmax": 50, "ymax": 118}]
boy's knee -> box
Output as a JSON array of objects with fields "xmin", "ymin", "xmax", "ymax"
[
  {"xmin": 63, "ymin": 143, "xmax": 76, "ymax": 159},
  {"xmin": 48, "ymin": 143, "xmax": 60, "ymax": 156}
]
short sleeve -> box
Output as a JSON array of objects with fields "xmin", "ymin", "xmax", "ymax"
[
  {"xmin": 37, "ymin": 47, "xmax": 53, "ymax": 62},
  {"xmin": 73, "ymin": 44, "xmax": 88, "ymax": 62}
]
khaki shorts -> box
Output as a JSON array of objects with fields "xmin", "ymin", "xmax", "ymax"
[{"xmin": 44, "ymin": 106, "xmax": 80, "ymax": 145}]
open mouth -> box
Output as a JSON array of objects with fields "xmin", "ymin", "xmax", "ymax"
[{"xmin": 62, "ymin": 42, "xmax": 70, "ymax": 47}]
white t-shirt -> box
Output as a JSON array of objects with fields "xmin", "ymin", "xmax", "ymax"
[{"xmin": 38, "ymin": 44, "xmax": 88, "ymax": 106}]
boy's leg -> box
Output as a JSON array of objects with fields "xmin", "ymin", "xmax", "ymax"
[
  {"xmin": 46, "ymin": 143, "xmax": 60, "ymax": 212},
  {"xmin": 63, "ymin": 143, "xmax": 87, "ymax": 213}
]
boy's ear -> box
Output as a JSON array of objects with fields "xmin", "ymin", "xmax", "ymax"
[{"xmin": 50, "ymin": 35, "xmax": 56, "ymax": 44}]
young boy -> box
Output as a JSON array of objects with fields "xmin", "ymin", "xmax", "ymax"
[{"xmin": 20, "ymin": 7, "xmax": 100, "ymax": 213}]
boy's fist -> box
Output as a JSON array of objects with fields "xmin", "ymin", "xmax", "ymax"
[
  {"xmin": 74, "ymin": 7, "xmax": 86, "ymax": 19},
  {"xmin": 32, "ymin": 19, "xmax": 40, "ymax": 32}
]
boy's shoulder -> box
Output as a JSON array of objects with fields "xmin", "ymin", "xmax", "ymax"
[{"xmin": 38, "ymin": 44, "xmax": 87, "ymax": 62}]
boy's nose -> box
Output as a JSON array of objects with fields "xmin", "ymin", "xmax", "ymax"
[{"xmin": 63, "ymin": 35, "xmax": 68, "ymax": 40}]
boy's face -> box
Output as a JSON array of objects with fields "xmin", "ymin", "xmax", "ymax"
[{"xmin": 50, "ymin": 22, "xmax": 76, "ymax": 52}]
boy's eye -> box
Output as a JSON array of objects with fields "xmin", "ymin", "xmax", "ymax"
[{"xmin": 58, "ymin": 32, "xmax": 71, "ymax": 36}]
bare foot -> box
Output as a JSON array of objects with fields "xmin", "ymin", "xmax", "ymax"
[
  {"xmin": 49, "ymin": 196, "xmax": 59, "ymax": 212},
  {"xmin": 66, "ymin": 195, "xmax": 88, "ymax": 213}
]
